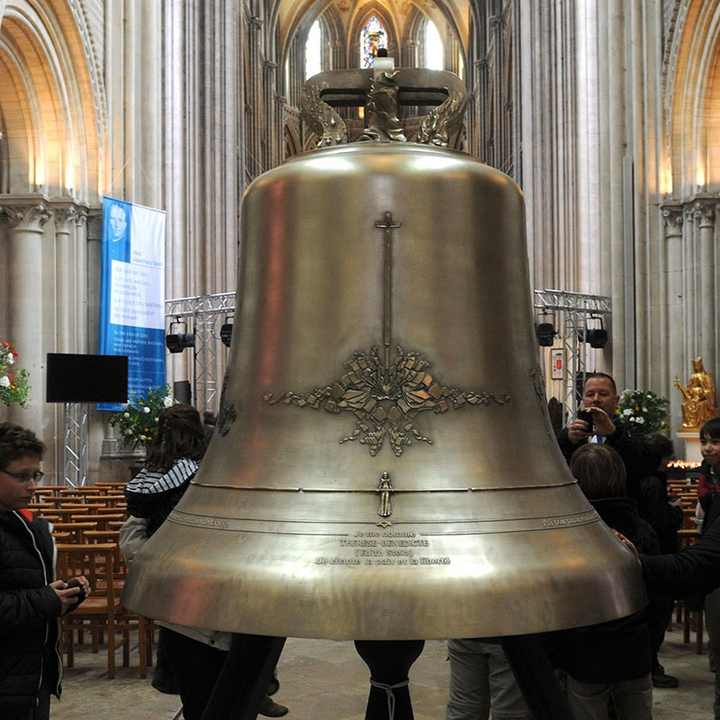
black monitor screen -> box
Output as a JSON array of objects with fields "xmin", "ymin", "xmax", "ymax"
[{"xmin": 46, "ymin": 354, "xmax": 128, "ymax": 403}]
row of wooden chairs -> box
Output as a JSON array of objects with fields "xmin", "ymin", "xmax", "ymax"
[
  {"xmin": 56, "ymin": 543, "xmax": 153, "ymax": 679},
  {"xmin": 30, "ymin": 483, "xmax": 154, "ymax": 679}
]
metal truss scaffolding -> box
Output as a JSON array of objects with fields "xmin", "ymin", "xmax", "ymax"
[
  {"xmin": 165, "ymin": 292, "xmax": 236, "ymax": 413},
  {"xmin": 533, "ymin": 289, "xmax": 612, "ymax": 415},
  {"xmin": 63, "ymin": 402, "xmax": 88, "ymax": 487},
  {"xmin": 166, "ymin": 289, "xmax": 610, "ymax": 420}
]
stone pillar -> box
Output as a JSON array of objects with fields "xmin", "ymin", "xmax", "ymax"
[
  {"xmin": 0, "ymin": 198, "xmax": 50, "ymax": 434},
  {"xmin": 50, "ymin": 201, "xmax": 88, "ymax": 354},
  {"xmin": 332, "ymin": 40, "xmax": 344, "ymax": 70},
  {"xmin": 694, "ymin": 198, "xmax": 717, "ymax": 374},
  {"xmin": 662, "ymin": 203, "xmax": 685, "ymax": 433}
]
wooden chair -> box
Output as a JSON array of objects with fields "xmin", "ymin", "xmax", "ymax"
[
  {"xmin": 57, "ymin": 542, "xmax": 152, "ymax": 678},
  {"xmin": 70, "ymin": 513, "xmax": 125, "ymax": 530},
  {"xmin": 50, "ymin": 522, "xmax": 98, "ymax": 543},
  {"xmin": 56, "ymin": 543, "xmax": 121, "ymax": 677},
  {"xmin": 54, "ymin": 507, "xmax": 90, "ymax": 520},
  {"xmin": 94, "ymin": 506, "xmax": 128, "ymax": 516}
]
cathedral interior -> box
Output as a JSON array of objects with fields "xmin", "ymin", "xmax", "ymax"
[{"xmin": 1, "ymin": 1, "xmax": 720, "ymax": 719}]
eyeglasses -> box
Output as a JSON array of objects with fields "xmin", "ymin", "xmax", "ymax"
[{"xmin": 1, "ymin": 469, "xmax": 44, "ymax": 484}]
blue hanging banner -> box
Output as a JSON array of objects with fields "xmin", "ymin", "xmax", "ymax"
[{"xmin": 98, "ymin": 196, "xmax": 166, "ymax": 411}]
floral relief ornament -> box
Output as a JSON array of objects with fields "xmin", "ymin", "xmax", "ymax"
[
  {"xmin": 0, "ymin": 341, "xmax": 30, "ymax": 407},
  {"xmin": 265, "ymin": 345, "xmax": 511, "ymax": 457}
]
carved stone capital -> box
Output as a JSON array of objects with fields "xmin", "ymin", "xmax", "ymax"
[
  {"xmin": 0, "ymin": 195, "xmax": 51, "ymax": 232},
  {"xmin": 48, "ymin": 199, "xmax": 89, "ymax": 234},
  {"xmin": 693, "ymin": 198, "xmax": 717, "ymax": 229},
  {"xmin": 660, "ymin": 203, "xmax": 684, "ymax": 235}
]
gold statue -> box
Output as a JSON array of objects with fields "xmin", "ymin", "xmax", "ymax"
[{"xmin": 674, "ymin": 356, "xmax": 717, "ymax": 429}]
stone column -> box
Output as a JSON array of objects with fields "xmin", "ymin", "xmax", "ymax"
[
  {"xmin": 332, "ymin": 40, "xmax": 344, "ymax": 70},
  {"xmin": 694, "ymin": 198, "xmax": 717, "ymax": 373},
  {"xmin": 0, "ymin": 198, "xmax": 50, "ymax": 434},
  {"xmin": 662, "ymin": 203, "xmax": 685, "ymax": 432},
  {"xmin": 50, "ymin": 201, "xmax": 88, "ymax": 354}
]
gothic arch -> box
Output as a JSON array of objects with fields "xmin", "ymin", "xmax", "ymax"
[
  {"xmin": 667, "ymin": 0, "xmax": 720, "ymax": 198},
  {"xmin": 0, "ymin": 0, "xmax": 100, "ymax": 201},
  {"xmin": 347, "ymin": 4, "xmax": 399, "ymax": 67}
]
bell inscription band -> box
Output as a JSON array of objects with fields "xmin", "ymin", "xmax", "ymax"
[{"xmin": 123, "ymin": 68, "xmax": 644, "ymax": 717}]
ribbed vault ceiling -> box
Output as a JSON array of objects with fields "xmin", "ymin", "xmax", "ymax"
[{"xmin": 272, "ymin": 0, "xmax": 471, "ymax": 55}]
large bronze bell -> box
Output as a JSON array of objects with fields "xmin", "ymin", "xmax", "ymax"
[{"xmin": 123, "ymin": 69, "xmax": 644, "ymax": 641}]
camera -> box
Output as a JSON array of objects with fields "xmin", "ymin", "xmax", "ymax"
[
  {"xmin": 576, "ymin": 409, "xmax": 594, "ymax": 428},
  {"xmin": 66, "ymin": 577, "xmax": 87, "ymax": 604}
]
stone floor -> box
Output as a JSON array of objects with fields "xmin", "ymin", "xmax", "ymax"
[{"xmin": 52, "ymin": 626, "xmax": 714, "ymax": 719}]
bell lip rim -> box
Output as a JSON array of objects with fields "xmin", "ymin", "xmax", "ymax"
[{"xmin": 123, "ymin": 591, "xmax": 648, "ymax": 642}]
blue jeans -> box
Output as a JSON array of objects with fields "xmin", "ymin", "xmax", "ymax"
[
  {"xmin": 447, "ymin": 639, "xmax": 531, "ymax": 720},
  {"xmin": 566, "ymin": 674, "xmax": 653, "ymax": 720}
]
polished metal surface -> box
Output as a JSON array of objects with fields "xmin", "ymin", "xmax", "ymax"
[
  {"xmin": 124, "ymin": 82, "xmax": 645, "ymax": 639},
  {"xmin": 300, "ymin": 68, "xmax": 467, "ymax": 148}
]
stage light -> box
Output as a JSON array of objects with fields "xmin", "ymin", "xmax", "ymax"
[
  {"xmin": 535, "ymin": 321, "xmax": 556, "ymax": 347},
  {"xmin": 220, "ymin": 317, "xmax": 233, "ymax": 348},
  {"xmin": 166, "ymin": 319, "xmax": 195, "ymax": 354},
  {"xmin": 584, "ymin": 317, "xmax": 608, "ymax": 349}
]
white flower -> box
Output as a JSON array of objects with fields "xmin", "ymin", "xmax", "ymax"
[
  {"xmin": 636, "ymin": 417, "xmax": 645, "ymax": 424},
  {"xmin": 623, "ymin": 409, "xmax": 633, "ymax": 416},
  {"xmin": 642, "ymin": 407, "xmax": 648, "ymax": 412},
  {"xmin": 139, "ymin": 435, "xmax": 146, "ymax": 441},
  {"xmin": 0, "ymin": 376, "xmax": 10, "ymax": 388},
  {"xmin": 123, "ymin": 412, "xmax": 130, "ymax": 418},
  {"xmin": 154, "ymin": 417, "xmax": 159, "ymax": 422},
  {"xmin": 125, "ymin": 429, "xmax": 134, "ymax": 435},
  {"xmin": 143, "ymin": 406, "xmax": 151, "ymax": 414},
  {"xmin": 163, "ymin": 396, "xmax": 173, "ymax": 408},
  {"xmin": 629, "ymin": 416, "xmax": 639, "ymax": 423},
  {"xmin": 6, "ymin": 354, "xmax": 14, "ymax": 365}
]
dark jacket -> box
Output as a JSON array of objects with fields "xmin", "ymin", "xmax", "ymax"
[
  {"xmin": 642, "ymin": 492, "xmax": 720, "ymax": 597},
  {"xmin": 550, "ymin": 497, "xmax": 655, "ymax": 683},
  {"xmin": 637, "ymin": 471, "xmax": 683, "ymax": 554},
  {"xmin": 557, "ymin": 418, "xmax": 647, "ymax": 501},
  {"xmin": 0, "ymin": 510, "xmax": 62, "ymax": 714}
]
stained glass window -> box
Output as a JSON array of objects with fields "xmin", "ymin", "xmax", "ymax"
[
  {"xmin": 424, "ymin": 20, "xmax": 444, "ymax": 70},
  {"xmin": 305, "ymin": 19, "xmax": 322, "ymax": 79},
  {"xmin": 360, "ymin": 15, "xmax": 387, "ymax": 69}
]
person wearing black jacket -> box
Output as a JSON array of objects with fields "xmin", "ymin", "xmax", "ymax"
[
  {"xmin": 555, "ymin": 443, "xmax": 657, "ymax": 720},
  {"xmin": 0, "ymin": 422, "xmax": 89, "ymax": 720},
  {"xmin": 557, "ymin": 374, "xmax": 646, "ymax": 500},
  {"xmin": 642, "ymin": 419, "xmax": 720, "ymax": 719},
  {"xmin": 635, "ymin": 433, "xmax": 683, "ymax": 689}
]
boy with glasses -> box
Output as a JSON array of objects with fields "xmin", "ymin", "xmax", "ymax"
[{"xmin": 0, "ymin": 422, "xmax": 89, "ymax": 719}]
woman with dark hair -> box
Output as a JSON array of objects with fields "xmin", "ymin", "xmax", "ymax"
[
  {"xmin": 121, "ymin": 403, "xmax": 288, "ymax": 718},
  {"xmin": 125, "ymin": 403, "xmax": 207, "ymax": 533}
]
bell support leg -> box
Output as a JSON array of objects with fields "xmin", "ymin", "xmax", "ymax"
[
  {"xmin": 201, "ymin": 633, "xmax": 286, "ymax": 720},
  {"xmin": 501, "ymin": 634, "xmax": 574, "ymax": 720},
  {"xmin": 354, "ymin": 639, "xmax": 425, "ymax": 720}
]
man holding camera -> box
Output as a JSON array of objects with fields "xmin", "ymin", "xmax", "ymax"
[
  {"xmin": 558, "ymin": 373, "xmax": 645, "ymax": 494},
  {"xmin": 0, "ymin": 422, "xmax": 89, "ymax": 720}
]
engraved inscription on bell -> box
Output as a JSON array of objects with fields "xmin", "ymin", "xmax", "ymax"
[{"xmin": 314, "ymin": 530, "xmax": 450, "ymax": 567}]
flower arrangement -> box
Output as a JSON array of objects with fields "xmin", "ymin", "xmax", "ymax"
[
  {"xmin": 618, "ymin": 389, "xmax": 670, "ymax": 436},
  {"xmin": 0, "ymin": 341, "xmax": 30, "ymax": 407},
  {"xmin": 109, "ymin": 385, "xmax": 173, "ymax": 448}
]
